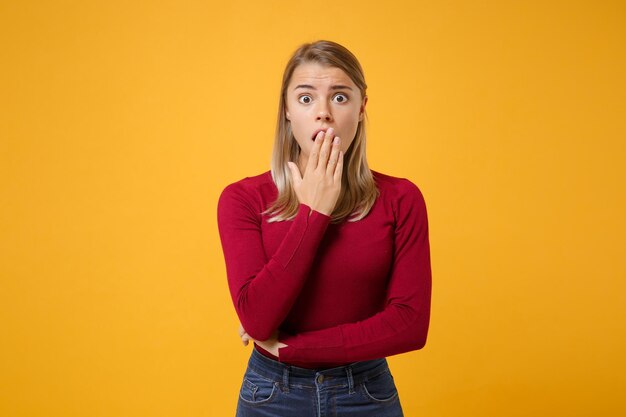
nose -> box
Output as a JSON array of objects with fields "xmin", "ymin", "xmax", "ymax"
[{"xmin": 316, "ymin": 103, "xmax": 333, "ymax": 122}]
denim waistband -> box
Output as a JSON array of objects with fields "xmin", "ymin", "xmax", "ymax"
[{"xmin": 247, "ymin": 345, "xmax": 390, "ymax": 390}]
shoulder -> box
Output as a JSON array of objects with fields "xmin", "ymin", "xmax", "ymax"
[
  {"xmin": 219, "ymin": 170, "xmax": 272, "ymax": 196},
  {"xmin": 371, "ymin": 169, "xmax": 426, "ymax": 202},
  {"xmin": 217, "ymin": 170, "xmax": 273, "ymax": 211},
  {"xmin": 371, "ymin": 169, "xmax": 428, "ymax": 225}
]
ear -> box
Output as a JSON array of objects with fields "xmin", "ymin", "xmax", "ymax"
[
  {"xmin": 286, "ymin": 111, "xmax": 290, "ymax": 121},
  {"xmin": 359, "ymin": 96, "xmax": 368, "ymax": 121}
]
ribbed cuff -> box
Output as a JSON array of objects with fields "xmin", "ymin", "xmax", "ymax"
[
  {"xmin": 272, "ymin": 203, "xmax": 331, "ymax": 268},
  {"xmin": 278, "ymin": 326, "xmax": 346, "ymax": 364}
]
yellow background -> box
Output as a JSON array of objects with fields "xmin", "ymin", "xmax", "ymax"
[{"xmin": 1, "ymin": 0, "xmax": 625, "ymax": 416}]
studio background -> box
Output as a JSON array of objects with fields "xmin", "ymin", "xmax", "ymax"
[{"xmin": 1, "ymin": 0, "xmax": 624, "ymax": 416}]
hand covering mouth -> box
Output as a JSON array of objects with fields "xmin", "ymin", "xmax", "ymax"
[{"xmin": 311, "ymin": 128, "xmax": 328, "ymax": 141}]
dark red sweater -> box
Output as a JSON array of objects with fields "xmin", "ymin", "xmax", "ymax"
[{"xmin": 217, "ymin": 169, "xmax": 431, "ymax": 369}]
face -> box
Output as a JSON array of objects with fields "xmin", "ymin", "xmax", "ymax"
[{"xmin": 285, "ymin": 62, "xmax": 367, "ymax": 160}]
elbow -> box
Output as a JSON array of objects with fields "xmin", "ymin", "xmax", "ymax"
[
  {"xmin": 241, "ymin": 322, "xmax": 274, "ymax": 342},
  {"xmin": 236, "ymin": 304, "xmax": 276, "ymax": 342},
  {"xmin": 412, "ymin": 332, "xmax": 428, "ymax": 350},
  {"xmin": 410, "ymin": 316, "xmax": 430, "ymax": 350},
  {"xmin": 390, "ymin": 322, "xmax": 428, "ymax": 357},
  {"xmin": 235, "ymin": 287, "xmax": 277, "ymax": 341},
  {"xmin": 403, "ymin": 305, "xmax": 429, "ymax": 351}
]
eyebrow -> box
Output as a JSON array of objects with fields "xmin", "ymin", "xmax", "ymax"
[{"xmin": 293, "ymin": 84, "xmax": 353, "ymax": 91}]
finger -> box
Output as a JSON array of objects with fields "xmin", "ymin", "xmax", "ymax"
[
  {"xmin": 334, "ymin": 150, "xmax": 344, "ymax": 184},
  {"xmin": 326, "ymin": 136, "xmax": 340, "ymax": 177},
  {"xmin": 317, "ymin": 128, "xmax": 334, "ymax": 171},
  {"xmin": 306, "ymin": 131, "xmax": 324, "ymax": 173}
]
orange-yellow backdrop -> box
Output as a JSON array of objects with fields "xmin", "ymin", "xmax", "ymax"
[{"xmin": 1, "ymin": 0, "xmax": 624, "ymax": 416}]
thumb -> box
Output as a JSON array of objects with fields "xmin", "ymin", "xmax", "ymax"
[{"xmin": 287, "ymin": 162, "xmax": 302, "ymax": 186}]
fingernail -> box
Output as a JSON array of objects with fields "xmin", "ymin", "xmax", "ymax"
[
  {"xmin": 333, "ymin": 137, "xmax": 339, "ymax": 144},
  {"xmin": 328, "ymin": 127, "xmax": 334, "ymax": 134}
]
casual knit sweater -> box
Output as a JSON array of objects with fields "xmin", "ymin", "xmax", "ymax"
[{"xmin": 216, "ymin": 169, "xmax": 432, "ymax": 369}]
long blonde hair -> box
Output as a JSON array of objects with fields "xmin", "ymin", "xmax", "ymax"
[{"xmin": 263, "ymin": 40, "xmax": 379, "ymax": 224}]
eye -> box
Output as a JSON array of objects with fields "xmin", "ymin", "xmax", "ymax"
[
  {"xmin": 333, "ymin": 93, "xmax": 348, "ymax": 103},
  {"xmin": 298, "ymin": 95, "xmax": 312, "ymax": 104}
]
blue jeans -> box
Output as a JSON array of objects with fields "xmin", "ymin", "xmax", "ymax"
[{"xmin": 235, "ymin": 346, "xmax": 404, "ymax": 416}]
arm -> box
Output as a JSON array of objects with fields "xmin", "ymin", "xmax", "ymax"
[
  {"xmin": 217, "ymin": 182, "xmax": 331, "ymax": 341},
  {"xmin": 277, "ymin": 180, "xmax": 432, "ymax": 363}
]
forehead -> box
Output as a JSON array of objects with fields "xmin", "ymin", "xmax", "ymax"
[{"xmin": 288, "ymin": 63, "xmax": 355, "ymax": 88}]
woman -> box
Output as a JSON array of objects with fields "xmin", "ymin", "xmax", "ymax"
[{"xmin": 217, "ymin": 40, "xmax": 432, "ymax": 416}]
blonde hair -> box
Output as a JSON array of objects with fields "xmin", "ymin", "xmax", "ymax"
[{"xmin": 263, "ymin": 40, "xmax": 379, "ymax": 224}]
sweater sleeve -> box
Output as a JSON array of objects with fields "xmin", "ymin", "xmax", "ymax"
[
  {"xmin": 217, "ymin": 181, "xmax": 331, "ymax": 341},
  {"xmin": 277, "ymin": 180, "xmax": 432, "ymax": 364}
]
